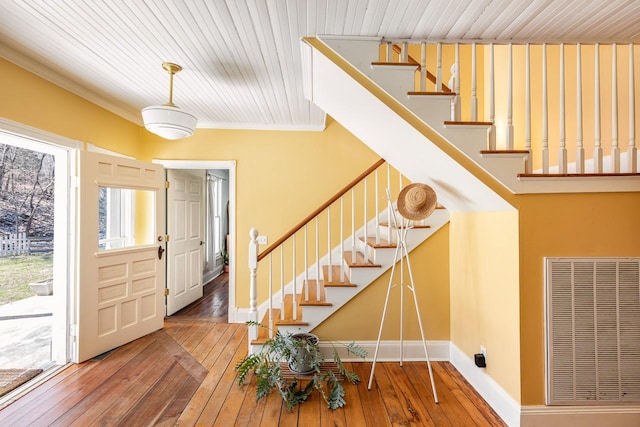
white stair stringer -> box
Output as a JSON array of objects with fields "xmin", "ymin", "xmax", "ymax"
[
  {"xmin": 276, "ymin": 208, "xmax": 450, "ymax": 335},
  {"xmin": 305, "ymin": 35, "xmax": 640, "ymax": 195},
  {"xmin": 302, "ymin": 35, "xmax": 514, "ymax": 212}
]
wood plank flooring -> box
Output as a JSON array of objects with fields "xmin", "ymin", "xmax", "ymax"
[{"xmin": 0, "ymin": 274, "xmax": 506, "ymax": 426}]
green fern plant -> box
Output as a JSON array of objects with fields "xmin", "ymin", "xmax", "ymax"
[{"xmin": 235, "ymin": 321, "xmax": 367, "ymax": 411}]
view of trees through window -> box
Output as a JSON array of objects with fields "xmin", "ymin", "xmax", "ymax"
[{"xmin": 0, "ymin": 143, "xmax": 54, "ymax": 305}]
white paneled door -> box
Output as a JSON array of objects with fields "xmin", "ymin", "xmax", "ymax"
[
  {"xmin": 75, "ymin": 151, "xmax": 166, "ymax": 363},
  {"xmin": 166, "ymin": 170, "xmax": 204, "ymax": 315}
]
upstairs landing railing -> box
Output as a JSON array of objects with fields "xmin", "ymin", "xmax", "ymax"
[
  {"xmin": 247, "ymin": 159, "xmax": 418, "ymax": 342},
  {"xmin": 379, "ymin": 40, "xmax": 639, "ymax": 176}
]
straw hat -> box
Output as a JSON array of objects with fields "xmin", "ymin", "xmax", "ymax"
[{"xmin": 397, "ymin": 183, "xmax": 437, "ymax": 221}]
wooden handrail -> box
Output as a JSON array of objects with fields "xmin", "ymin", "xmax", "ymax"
[
  {"xmin": 392, "ymin": 45, "xmax": 452, "ymax": 93},
  {"xmin": 257, "ymin": 158, "xmax": 385, "ymax": 261}
]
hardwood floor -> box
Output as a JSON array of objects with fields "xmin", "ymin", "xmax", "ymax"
[{"xmin": 0, "ymin": 274, "xmax": 506, "ymax": 426}]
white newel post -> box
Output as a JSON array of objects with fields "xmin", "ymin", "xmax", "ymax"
[
  {"xmin": 248, "ymin": 227, "xmax": 259, "ymax": 342},
  {"xmin": 488, "ymin": 43, "xmax": 496, "ymax": 150}
]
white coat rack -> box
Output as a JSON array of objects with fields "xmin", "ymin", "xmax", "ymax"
[{"xmin": 367, "ymin": 189, "xmax": 438, "ymax": 403}]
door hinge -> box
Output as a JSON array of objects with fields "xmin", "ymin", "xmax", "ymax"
[
  {"xmin": 165, "ymin": 181, "xmax": 170, "ymax": 189},
  {"xmin": 165, "ymin": 288, "xmax": 170, "ymax": 296},
  {"xmin": 165, "ymin": 235, "xmax": 170, "ymax": 242}
]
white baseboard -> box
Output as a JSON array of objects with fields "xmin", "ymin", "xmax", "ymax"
[
  {"xmin": 228, "ymin": 307, "xmax": 249, "ymax": 324},
  {"xmin": 321, "ymin": 340, "xmax": 450, "ymax": 362},
  {"xmin": 521, "ymin": 405, "xmax": 640, "ymax": 427},
  {"xmin": 449, "ymin": 343, "xmax": 521, "ymax": 427}
]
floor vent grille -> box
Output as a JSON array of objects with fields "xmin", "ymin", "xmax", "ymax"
[{"xmin": 546, "ymin": 258, "xmax": 640, "ymax": 404}]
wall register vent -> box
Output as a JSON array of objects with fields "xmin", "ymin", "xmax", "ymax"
[{"xmin": 546, "ymin": 258, "xmax": 640, "ymax": 404}]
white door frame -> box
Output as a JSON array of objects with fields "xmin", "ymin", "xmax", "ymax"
[
  {"xmin": 0, "ymin": 118, "xmax": 81, "ymax": 364},
  {"xmin": 153, "ymin": 159, "xmax": 237, "ymax": 323}
]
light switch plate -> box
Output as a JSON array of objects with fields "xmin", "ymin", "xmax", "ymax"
[{"xmin": 257, "ymin": 235, "xmax": 267, "ymax": 245}]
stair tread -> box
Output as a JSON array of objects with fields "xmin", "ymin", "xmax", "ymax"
[
  {"xmin": 518, "ymin": 172, "xmax": 640, "ymax": 178},
  {"xmin": 371, "ymin": 61, "xmax": 417, "ymax": 67},
  {"xmin": 443, "ymin": 120, "xmax": 493, "ymax": 126},
  {"xmin": 322, "ymin": 265, "xmax": 356, "ymax": 287},
  {"xmin": 359, "ymin": 236, "xmax": 396, "ymax": 248},
  {"xmin": 300, "ymin": 280, "xmax": 332, "ymax": 306},
  {"xmin": 380, "ymin": 221, "xmax": 431, "ymax": 229},
  {"xmin": 275, "ymin": 294, "xmax": 308, "ymax": 325},
  {"xmin": 344, "ymin": 251, "xmax": 382, "ymax": 268},
  {"xmin": 408, "ymin": 91, "xmax": 455, "ymax": 96},
  {"xmin": 480, "ymin": 150, "xmax": 530, "ymax": 154}
]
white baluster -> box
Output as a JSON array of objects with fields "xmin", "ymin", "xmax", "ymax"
[
  {"xmin": 489, "ymin": 43, "xmax": 496, "ymax": 150},
  {"xmin": 386, "ymin": 42, "xmax": 392, "ymax": 62},
  {"xmin": 454, "ymin": 43, "xmax": 461, "ymax": 120},
  {"xmin": 612, "ymin": 43, "xmax": 620, "ymax": 172},
  {"xmin": 506, "ymin": 43, "xmax": 514, "ymax": 150},
  {"xmin": 316, "ymin": 216, "xmax": 320, "ymax": 302},
  {"xmin": 248, "ymin": 228, "xmax": 259, "ymax": 342},
  {"xmin": 351, "ymin": 188, "xmax": 356, "ymax": 263},
  {"xmin": 559, "ymin": 43, "xmax": 567, "ymax": 173},
  {"xmin": 386, "ymin": 163, "xmax": 391, "ymax": 243},
  {"xmin": 326, "ymin": 209, "xmax": 331, "ymax": 283},
  {"xmin": 280, "ymin": 245, "xmax": 284, "ymax": 320},
  {"xmin": 542, "ymin": 43, "xmax": 549, "ymax": 173},
  {"xmin": 268, "ymin": 253, "xmax": 273, "ymax": 338},
  {"xmin": 304, "ymin": 224, "xmax": 309, "ymax": 301},
  {"xmin": 420, "ymin": 42, "xmax": 426, "ymax": 92},
  {"xmin": 340, "ymin": 196, "xmax": 344, "ymax": 281},
  {"xmin": 375, "ymin": 169, "xmax": 380, "ymax": 245},
  {"xmin": 292, "ymin": 234, "xmax": 297, "ymax": 320},
  {"xmin": 471, "ymin": 43, "xmax": 478, "ymax": 121},
  {"xmin": 525, "ymin": 43, "xmax": 532, "ymax": 173},
  {"xmin": 363, "ymin": 176, "xmax": 368, "ymax": 263},
  {"xmin": 436, "ymin": 43, "xmax": 442, "ymax": 92},
  {"xmin": 629, "ymin": 44, "xmax": 637, "ymax": 173},
  {"xmin": 594, "ymin": 43, "xmax": 603, "ymax": 173},
  {"xmin": 401, "ymin": 42, "xmax": 408, "ymax": 62},
  {"xmin": 576, "ymin": 43, "xmax": 584, "ymax": 173}
]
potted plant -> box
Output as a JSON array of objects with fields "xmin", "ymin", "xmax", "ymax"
[{"xmin": 235, "ymin": 321, "xmax": 367, "ymax": 411}]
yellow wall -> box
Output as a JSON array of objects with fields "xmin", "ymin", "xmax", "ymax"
[
  {"xmin": 136, "ymin": 118, "xmax": 390, "ymax": 311},
  {"xmin": 517, "ymin": 192, "xmax": 640, "ymax": 405},
  {"xmin": 0, "ymin": 58, "xmax": 142, "ymax": 156},
  {"xmin": 449, "ymin": 210, "xmax": 521, "ymax": 402},
  {"xmin": 313, "ymin": 224, "xmax": 450, "ymax": 341}
]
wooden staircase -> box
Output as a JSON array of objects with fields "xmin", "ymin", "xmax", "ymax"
[{"xmin": 249, "ymin": 186, "xmax": 450, "ymax": 348}]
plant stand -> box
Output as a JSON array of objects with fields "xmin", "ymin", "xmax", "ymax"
[
  {"xmin": 367, "ymin": 193, "xmax": 438, "ymax": 403},
  {"xmin": 279, "ymin": 362, "xmax": 344, "ymax": 381}
]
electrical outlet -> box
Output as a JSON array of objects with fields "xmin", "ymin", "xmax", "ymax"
[
  {"xmin": 480, "ymin": 346, "xmax": 487, "ymax": 357},
  {"xmin": 257, "ymin": 235, "xmax": 268, "ymax": 245}
]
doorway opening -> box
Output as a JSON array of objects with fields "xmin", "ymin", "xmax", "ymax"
[
  {"xmin": 0, "ymin": 120, "xmax": 76, "ymax": 402},
  {"xmin": 155, "ymin": 160, "xmax": 236, "ymax": 322}
]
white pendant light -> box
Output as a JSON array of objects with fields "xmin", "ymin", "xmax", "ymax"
[{"xmin": 142, "ymin": 62, "xmax": 197, "ymax": 140}]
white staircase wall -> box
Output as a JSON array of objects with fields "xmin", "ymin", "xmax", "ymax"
[
  {"xmin": 306, "ymin": 36, "xmax": 640, "ymax": 195},
  {"xmin": 304, "ymin": 36, "xmax": 514, "ymax": 213}
]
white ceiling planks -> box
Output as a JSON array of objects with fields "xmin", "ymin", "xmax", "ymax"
[{"xmin": 0, "ymin": 0, "xmax": 639, "ymax": 132}]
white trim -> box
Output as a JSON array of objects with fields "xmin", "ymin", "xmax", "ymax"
[
  {"xmin": 0, "ymin": 118, "xmax": 76, "ymax": 366},
  {"xmin": 0, "ymin": 45, "xmax": 142, "ymax": 125},
  {"xmin": 450, "ymin": 343, "xmax": 521, "ymax": 427},
  {"xmin": 317, "ymin": 35, "xmax": 383, "ymax": 42},
  {"xmin": 321, "ymin": 340, "xmax": 450, "ymax": 362},
  {"xmin": 153, "ymin": 159, "xmax": 237, "ymax": 323},
  {"xmin": 521, "ymin": 405, "xmax": 640, "ymax": 427},
  {"xmin": 0, "ymin": 117, "xmax": 82, "ymax": 151}
]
